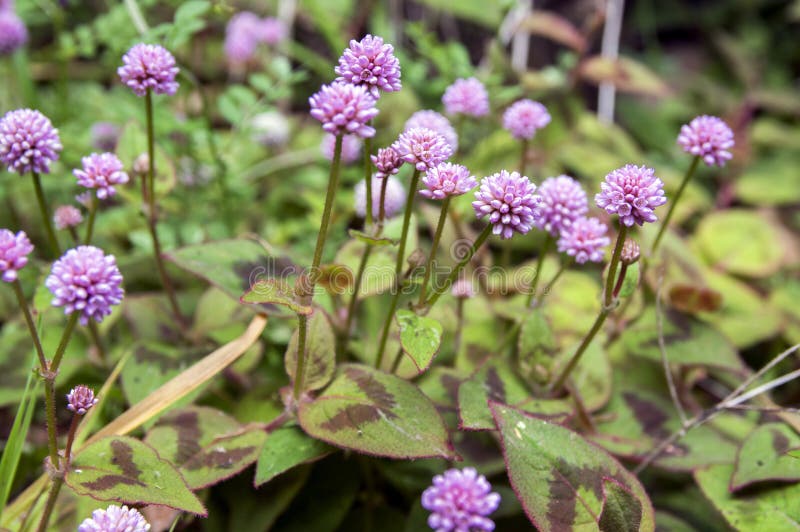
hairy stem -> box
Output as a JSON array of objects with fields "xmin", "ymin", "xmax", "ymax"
[
  {"xmin": 84, "ymin": 195, "xmax": 97, "ymax": 244},
  {"xmin": 604, "ymin": 224, "xmax": 628, "ymax": 308},
  {"xmin": 548, "ymin": 309, "xmax": 609, "ymax": 395},
  {"xmin": 425, "ymin": 224, "xmax": 492, "ymax": 308},
  {"xmin": 418, "ymin": 197, "xmax": 451, "ymax": 305},
  {"xmin": 12, "ymin": 280, "xmax": 47, "ymax": 370}
]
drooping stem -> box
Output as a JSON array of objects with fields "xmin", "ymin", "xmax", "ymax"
[
  {"xmin": 84, "ymin": 195, "xmax": 97, "ymax": 244},
  {"xmin": 293, "ymin": 314, "xmax": 308, "ymax": 400},
  {"xmin": 418, "ymin": 197, "xmax": 451, "ymax": 305},
  {"xmin": 144, "ymin": 89, "xmax": 184, "ymax": 327},
  {"xmin": 363, "ymin": 136, "xmax": 373, "ymax": 228},
  {"xmin": 548, "ymin": 308, "xmax": 609, "ymax": 395},
  {"xmin": 525, "ymin": 233, "xmax": 553, "ymax": 307},
  {"xmin": 30, "ymin": 171, "xmax": 60, "ymax": 256},
  {"xmin": 651, "ymin": 155, "xmax": 700, "ymax": 255},
  {"xmin": 424, "ymin": 224, "xmax": 493, "ymax": 309},
  {"xmin": 11, "ymin": 280, "xmax": 47, "ymax": 370},
  {"xmin": 375, "ymin": 169, "xmax": 421, "ymax": 369},
  {"xmin": 604, "ymin": 224, "xmax": 628, "ymax": 308},
  {"xmin": 294, "ymin": 135, "xmax": 343, "ymax": 396}
]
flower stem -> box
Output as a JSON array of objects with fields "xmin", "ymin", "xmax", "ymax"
[
  {"xmin": 519, "ymin": 138, "xmax": 529, "ymax": 175},
  {"xmin": 50, "ymin": 313, "xmax": 79, "ymax": 374},
  {"xmin": 651, "ymin": 155, "xmax": 699, "ymax": 255},
  {"xmin": 36, "ymin": 475, "xmax": 63, "ymax": 532},
  {"xmin": 344, "ymin": 244, "xmax": 372, "ymax": 338},
  {"xmin": 418, "ymin": 197, "xmax": 451, "ymax": 305},
  {"xmin": 87, "ymin": 322, "xmax": 106, "ymax": 363},
  {"xmin": 377, "ymin": 177, "xmax": 388, "ymax": 229},
  {"xmin": 62, "ymin": 415, "xmax": 80, "ymax": 467},
  {"xmin": 548, "ymin": 308, "xmax": 609, "ymax": 395},
  {"xmin": 84, "ymin": 195, "xmax": 97, "ymax": 244},
  {"xmin": 375, "ymin": 169, "xmax": 421, "ymax": 369},
  {"xmin": 425, "ymin": 224, "xmax": 493, "ymax": 308},
  {"xmin": 363, "ymin": 136, "xmax": 373, "ymax": 228},
  {"xmin": 42, "ymin": 379, "xmax": 59, "ymax": 473},
  {"xmin": 611, "ymin": 262, "xmax": 629, "ymax": 300},
  {"xmin": 294, "ymin": 135, "xmax": 343, "ymax": 396},
  {"xmin": 604, "ymin": 224, "xmax": 628, "ymax": 308},
  {"xmin": 525, "ymin": 233, "xmax": 553, "ymax": 307},
  {"xmin": 11, "ymin": 280, "xmax": 47, "ymax": 370},
  {"xmin": 30, "ymin": 171, "xmax": 60, "ymax": 256},
  {"xmin": 144, "ymin": 89, "xmax": 184, "ymax": 328}
]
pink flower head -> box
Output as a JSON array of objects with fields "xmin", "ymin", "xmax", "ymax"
[
  {"xmin": 420, "ymin": 162, "xmax": 477, "ymax": 200},
  {"xmin": 595, "ymin": 164, "xmax": 666, "ymax": 227},
  {"xmin": 0, "ymin": 229, "xmax": 33, "ymax": 282},
  {"xmin": 259, "ymin": 17, "xmax": 286, "ymax": 45},
  {"xmin": 0, "ymin": 10, "xmax": 27, "ymax": 55},
  {"xmin": 503, "ymin": 99, "xmax": 551, "ymax": 140},
  {"xmin": 557, "ymin": 216, "xmax": 610, "ymax": 264},
  {"xmin": 66, "ymin": 385, "xmax": 98, "ymax": 415},
  {"xmin": 371, "ymin": 146, "xmax": 401, "ymax": 179},
  {"xmin": 393, "ymin": 127, "xmax": 452, "ymax": 172},
  {"xmin": 534, "ymin": 175, "xmax": 588, "ymax": 236},
  {"xmin": 321, "ymin": 133, "xmax": 362, "ymax": 164},
  {"xmin": 472, "ymin": 170, "xmax": 540, "ymax": 239},
  {"xmin": 74, "ymin": 152, "xmax": 130, "ymax": 200},
  {"xmin": 442, "ymin": 77, "xmax": 489, "ymax": 117},
  {"xmin": 335, "ymin": 34, "xmax": 401, "ymax": 99},
  {"xmin": 677, "ymin": 115, "xmax": 735, "ymax": 167},
  {"xmin": 46, "ymin": 246, "xmax": 124, "ymax": 325},
  {"xmin": 0, "ymin": 109, "xmax": 62, "ymax": 174},
  {"xmin": 118, "ymin": 43, "xmax": 179, "ymax": 97},
  {"xmin": 309, "ymin": 82, "xmax": 378, "ymax": 138},
  {"xmin": 78, "ymin": 505, "xmax": 150, "ymax": 532},
  {"xmin": 421, "ymin": 467, "xmax": 500, "ymax": 532},
  {"xmin": 54, "ymin": 205, "xmax": 83, "ymax": 230},
  {"xmin": 404, "ymin": 110, "xmax": 458, "ymax": 153},
  {"xmin": 355, "ymin": 175, "xmax": 406, "ymax": 219}
]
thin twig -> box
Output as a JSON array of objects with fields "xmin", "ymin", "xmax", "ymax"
[{"xmin": 655, "ymin": 271, "xmax": 687, "ymax": 425}]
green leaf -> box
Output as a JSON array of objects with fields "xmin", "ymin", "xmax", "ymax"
[
  {"xmin": 490, "ymin": 404, "xmax": 655, "ymax": 531},
  {"xmin": 66, "ymin": 436, "xmax": 206, "ymax": 515},
  {"xmin": 517, "ymin": 309, "xmax": 557, "ymax": 386},
  {"xmin": 144, "ymin": 406, "xmax": 267, "ymax": 490},
  {"xmin": 298, "ymin": 364, "xmax": 455, "ymax": 459},
  {"xmin": 731, "ymin": 423, "xmax": 800, "ymax": 491},
  {"xmin": 395, "ymin": 310, "xmax": 443, "ymax": 377},
  {"xmin": 285, "ymin": 310, "xmax": 336, "ymax": 392},
  {"xmin": 618, "ymin": 262, "xmax": 640, "ymax": 299},
  {"xmin": 0, "ymin": 366, "xmax": 38, "ymax": 520},
  {"xmin": 348, "ymin": 229, "xmax": 398, "ymax": 247},
  {"xmin": 695, "ymin": 464, "xmax": 800, "ymax": 529},
  {"xmin": 692, "ymin": 209, "xmax": 788, "ymax": 278},
  {"xmin": 241, "ymin": 279, "xmax": 312, "ymax": 316},
  {"xmin": 620, "ymin": 308, "xmax": 744, "ymax": 372},
  {"xmin": 254, "ymin": 426, "xmax": 333, "ymax": 486},
  {"xmin": 599, "ymin": 478, "xmax": 644, "ymax": 532},
  {"xmin": 166, "ymin": 238, "xmax": 297, "ymax": 312}
]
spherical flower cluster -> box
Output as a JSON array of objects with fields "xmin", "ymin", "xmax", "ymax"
[
  {"xmin": 250, "ymin": 111, "xmax": 290, "ymax": 147},
  {"xmin": 534, "ymin": 175, "xmax": 588, "ymax": 236},
  {"xmin": 224, "ymin": 13, "xmax": 286, "ymax": 64},
  {"xmin": 74, "ymin": 152, "xmax": 130, "ymax": 200},
  {"xmin": 557, "ymin": 216, "xmax": 610, "ymax": 264},
  {"xmin": 355, "ymin": 175, "xmax": 406, "ymax": 219},
  {"xmin": 677, "ymin": 115, "xmax": 735, "ymax": 167},
  {"xmin": 78, "ymin": 505, "xmax": 150, "ymax": 532},
  {"xmin": 309, "ymin": 82, "xmax": 378, "ymax": 138},
  {"xmin": 472, "ymin": 170, "xmax": 540, "ymax": 239},
  {"xmin": 421, "ymin": 467, "xmax": 500, "ymax": 532},
  {"xmin": 0, "ymin": 9, "xmax": 27, "ymax": 55},
  {"xmin": 54, "ymin": 205, "xmax": 83, "ymax": 230},
  {"xmin": 66, "ymin": 385, "xmax": 98, "ymax": 415},
  {"xmin": 451, "ymin": 277, "xmax": 475, "ymax": 299},
  {"xmin": 0, "ymin": 229, "xmax": 33, "ymax": 282},
  {"xmin": 404, "ymin": 110, "xmax": 458, "ymax": 153},
  {"xmin": 371, "ymin": 146, "xmax": 401, "ymax": 179},
  {"xmin": 321, "ymin": 133, "xmax": 362, "ymax": 164},
  {"xmin": 46, "ymin": 246, "xmax": 124, "ymax": 325},
  {"xmin": 420, "ymin": 162, "xmax": 477, "ymax": 200},
  {"xmin": 0, "ymin": 109, "xmax": 62, "ymax": 174},
  {"xmin": 89, "ymin": 122, "xmax": 120, "ymax": 152},
  {"xmin": 118, "ymin": 43, "xmax": 179, "ymax": 97},
  {"xmin": 335, "ymin": 34, "xmax": 401, "ymax": 98},
  {"xmin": 393, "ymin": 127, "xmax": 452, "ymax": 172},
  {"xmin": 595, "ymin": 164, "xmax": 666, "ymax": 227},
  {"xmin": 502, "ymin": 99, "xmax": 551, "ymax": 140},
  {"xmin": 442, "ymin": 78, "xmax": 489, "ymax": 117}
]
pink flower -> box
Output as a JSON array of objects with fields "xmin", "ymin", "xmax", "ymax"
[
  {"xmin": 534, "ymin": 175, "xmax": 588, "ymax": 236},
  {"xmin": 472, "ymin": 170, "xmax": 540, "ymax": 239},
  {"xmin": 405, "ymin": 110, "xmax": 458, "ymax": 153},
  {"xmin": 0, "ymin": 229, "xmax": 33, "ymax": 282},
  {"xmin": 54, "ymin": 205, "xmax": 83, "ymax": 230},
  {"xmin": 66, "ymin": 385, "xmax": 98, "ymax": 415},
  {"xmin": 677, "ymin": 115, "xmax": 734, "ymax": 167},
  {"xmin": 419, "ymin": 162, "xmax": 477, "ymax": 200},
  {"xmin": 393, "ymin": 127, "xmax": 452, "ymax": 172},
  {"xmin": 442, "ymin": 78, "xmax": 489, "ymax": 117},
  {"xmin": 595, "ymin": 164, "xmax": 666, "ymax": 227},
  {"xmin": 73, "ymin": 152, "xmax": 129, "ymax": 200},
  {"xmin": 309, "ymin": 82, "xmax": 378, "ymax": 138},
  {"xmin": 421, "ymin": 468, "xmax": 500, "ymax": 532},
  {"xmin": 335, "ymin": 34, "xmax": 401, "ymax": 98},
  {"xmin": 0, "ymin": 109, "xmax": 62, "ymax": 175},
  {"xmin": 502, "ymin": 99, "xmax": 550, "ymax": 140},
  {"xmin": 557, "ymin": 216, "xmax": 610, "ymax": 264},
  {"xmin": 118, "ymin": 43, "xmax": 179, "ymax": 97}
]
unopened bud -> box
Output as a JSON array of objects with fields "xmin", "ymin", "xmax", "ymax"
[
  {"xmin": 132, "ymin": 153, "xmax": 149, "ymax": 175},
  {"xmin": 620, "ymin": 238, "xmax": 640, "ymax": 265}
]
